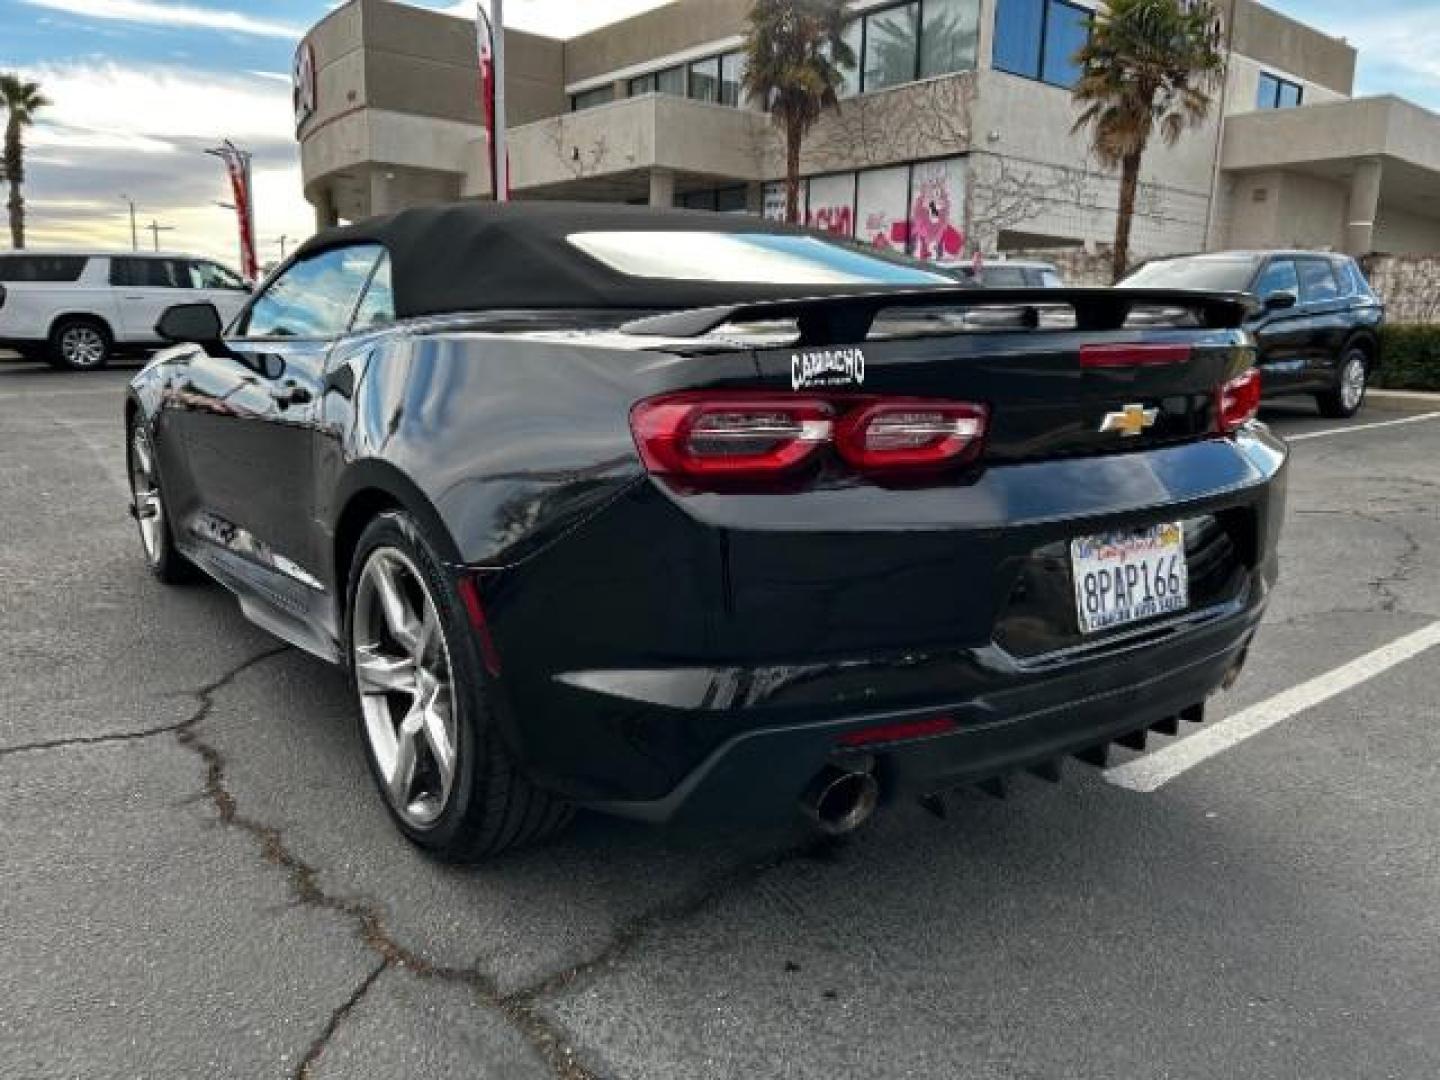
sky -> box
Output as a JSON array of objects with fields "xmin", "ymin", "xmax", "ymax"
[{"xmin": 0, "ymin": 0, "xmax": 1437, "ymax": 267}]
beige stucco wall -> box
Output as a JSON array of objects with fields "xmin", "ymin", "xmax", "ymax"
[
  {"xmin": 1215, "ymin": 168, "xmax": 1350, "ymax": 250},
  {"xmin": 504, "ymin": 94, "xmax": 768, "ymax": 195},
  {"xmin": 1223, "ymin": 53, "xmax": 1347, "ymax": 118},
  {"xmin": 564, "ymin": 0, "xmax": 751, "ymax": 86},
  {"xmin": 1222, "ymin": 96, "xmax": 1440, "ymax": 174},
  {"xmin": 1374, "ymin": 207, "xmax": 1440, "ymax": 255},
  {"xmin": 967, "ymin": 70, "xmax": 1217, "ymax": 256},
  {"xmin": 1229, "ymin": 0, "xmax": 1356, "ymax": 96}
]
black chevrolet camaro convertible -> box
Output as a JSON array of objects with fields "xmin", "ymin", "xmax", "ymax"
[{"xmin": 125, "ymin": 203, "xmax": 1286, "ymax": 860}]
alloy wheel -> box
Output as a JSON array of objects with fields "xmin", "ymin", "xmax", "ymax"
[
  {"xmin": 128, "ymin": 426, "xmax": 164, "ymax": 564},
  {"xmin": 60, "ymin": 325, "xmax": 106, "ymax": 368},
  {"xmin": 1340, "ymin": 353, "xmax": 1367, "ymax": 412},
  {"xmin": 352, "ymin": 548, "xmax": 459, "ymax": 828}
]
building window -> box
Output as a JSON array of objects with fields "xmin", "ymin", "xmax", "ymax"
[
  {"xmin": 570, "ymin": 85, "xmax": 614, "ymax": 111},
  {"xmin": 678, "ymin": 185, "xmax": 750, "ymax": 212},
  {"xmin": 719, "ymin": 51, "xmax": 744, "ymax": 106},
  {"xmin": 656, "ymin": 65, "xmax": 686, "ymax": 96},
  {"xmin": 801, "ymin": 157, "xmax": 968, "ymax": 261},
  {"xmin": 994, "ymin": 0, "xmax": 1090, "ymax": 89},
  {"xmin": 836, "ymin": 17, "xmax": 864, "ymax": 98},
  {"xmin": 863, "ymin": 2, "xmax": 920, "ymax": 92},
  {"xmin": 1257, "ymin": 72, "xmax": 1303, "ymax": 109},
  {"xmin": 688, "ymin": 55, "xmax": 720, "ymax": 102},
  {"xmin": 921, "ymin": 0, "xmax": 981, "ymax": 79},
  {"xmin": 628, "ymin": 54, "xmax": 744, "ymax": 107}
]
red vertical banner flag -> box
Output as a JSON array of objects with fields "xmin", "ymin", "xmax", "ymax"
[
  {"xmin": 217, "ymin": 142, "xmax": 259, "ymax": 281},
  {"xmin": 475, "ymin": 3, "xmax": 509, "ymax": 199}
]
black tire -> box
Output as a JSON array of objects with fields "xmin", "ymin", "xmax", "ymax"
[
  {"xmin": 126, "ymin": 416, "xmax": 195, "ymax": 584},
  {"xmin": 1317, "ymin": 345, "xmax": 1369, "ymax": 419},
  {"xmin": 49, "ymin": 316, "xmax": 112, "ymax": 371},
  {"xmin": 345, "ymin": 511, "xmax": 571, "ymax": 861}
]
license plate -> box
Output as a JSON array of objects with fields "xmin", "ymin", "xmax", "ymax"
[{"xmin": 1071, "ymin": 523, "xmax": 1188, "ymax": 634}]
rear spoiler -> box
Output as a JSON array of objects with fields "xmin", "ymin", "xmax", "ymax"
[{"xmin": 619, "ymin": 287, "xmax": 1251, "ymax": 345}]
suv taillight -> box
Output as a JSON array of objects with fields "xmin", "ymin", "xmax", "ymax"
[
  {"xmin": 1216, "ymin": 368, "xmax": 1262, "ymax": 433},
  {"xmin": 630, "ymin": 392, "xmax": 988, "ymax": 480}
]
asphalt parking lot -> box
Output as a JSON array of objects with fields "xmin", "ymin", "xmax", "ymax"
[{"xmin": 2, "ymin": 355, "xmax": 1437, "ymax": 1080}]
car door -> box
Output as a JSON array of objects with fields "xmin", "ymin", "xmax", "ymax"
[
  {"xmin": 185, "ymin": 258, "xmax": 252, "ymax": 330},
  {"xmin": 1247, "ymin": 257, "xmax": 1308, "ymax": 395},
  {"xmin": 160, "ymin": 244, "xmax": 384, "ymax": 639},
  {"xmin": 1294, "ymin": 257, "xmax": 1349, "ymax": 390},
  {"xmin": 110, "ymin": 256, "xmax": 194, "ymax": 342}
]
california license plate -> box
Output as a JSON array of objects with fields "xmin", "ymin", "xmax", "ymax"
[{"xmin": 1071, "ymin": 523, "xmax": 1188, "ymax": 634}]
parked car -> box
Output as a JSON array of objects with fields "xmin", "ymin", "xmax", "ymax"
[
  {"xmin": 126, "ymin": 203, "xmax": 1285, "ymax": 861},
  {"xmin": 0, "ymin": 251, "xmax": 250, "ymax": 370},
  {"xmin": 941, "ymin": 258, "xmax": 1064, "ymax": 287},
  {"xmin": 1120, "ymin": 251, "xmax": 1384, "ymax": 418}
]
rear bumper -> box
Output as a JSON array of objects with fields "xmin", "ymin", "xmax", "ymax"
[
  {"xmin": 581, "ymin": 590, "xmax": 1262, "ymax": 823},
  {"xmin": 477, "ymin": 428, "xmax": 1286, "ymax": 821}
]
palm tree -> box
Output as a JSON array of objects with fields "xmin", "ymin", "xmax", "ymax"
[
  {"xmin": 1071, "ymin": 0, "xmax": 1224, "ymax": 281},
  {"xmin": 742, "ymin": 0, "xmax": 855, "ymax": 224},
  {"xmin": 1, "ymin": 75, "xmax": 51, "ymax": 250}
]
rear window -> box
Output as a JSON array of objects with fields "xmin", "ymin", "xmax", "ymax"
[
  {"xmin": 1120, "ymin": 256, "xmax": 1258, "ymax": 292},
  {"xmin": 0, "ymin": 255, "xmax": 87, "ymax": 283},
  {"xmin": 1297, "ymin": 258, "xmax": 1339, "ymax": 303},
  {"xmin": 566, "ymin": 231, "xmax": 952, "ymax": 286},
  {"xmin": 1337, "ymin": 259, "xmax": 1374, "ymax": 298},
  {"xmin": 979, "ymin": 266, "xmax": 1027, "ymax": 287}
]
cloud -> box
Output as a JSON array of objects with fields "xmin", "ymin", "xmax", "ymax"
[
  {"xmin": 11, "ymin": 61, "xmax": 314, "ymax": 265},
  {"xmin": 21, "ymin": 0, "xmax": 302, "ymax": 39},
  {"xmin": 430, "ymin": 0, "xmax": 671, "ymax": 38}
]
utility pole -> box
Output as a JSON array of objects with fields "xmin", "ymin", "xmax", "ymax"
[
  {"xmin": 273, "ymin": 235, "xmax": 290, "ymax": 260},
  {"xmin": 492, "ymin": 0, "xmax": 508, "ymax": 201},
  {"xmin": 119, "ymin": 195, "xmax": 138, "ymax": 251},
  {"xmin": 146, "ymin": 221, "xmax": 175, "ymax": 252}
]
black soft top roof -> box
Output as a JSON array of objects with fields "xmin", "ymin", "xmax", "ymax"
[{"xmin": 295, "ymin": 200, "xmax": 934, "ymax": 319}]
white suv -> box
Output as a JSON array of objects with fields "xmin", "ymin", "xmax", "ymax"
[{"xmin": 0, "ymin": 251, "xmax": 250, "ymax": 370}]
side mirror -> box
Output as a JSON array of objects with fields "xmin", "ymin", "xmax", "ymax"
[
  {"xmin": 156, "ymin": 302, "xmax": 225, "ymax": 345},
  {"xmin": 1262, "ymin": 290, "xmax": 1298, "ymax": 312}
]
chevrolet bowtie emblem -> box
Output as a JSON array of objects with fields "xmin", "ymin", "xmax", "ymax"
[{"xmin": 1099, "ymin": 403, "xmax": 1159, "ymax": 437}]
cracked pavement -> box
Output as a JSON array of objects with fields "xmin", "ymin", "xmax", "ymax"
[{"xmin": 2, "ymin": 363, "xmax": 1437, "ymax": 1079}]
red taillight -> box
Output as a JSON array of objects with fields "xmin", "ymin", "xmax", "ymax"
[
  {"xmin": 837, "ymin": 715, "xmax": 958, "ymax": 748},
  {"xmin": 630, "ymin": 393, "xmax": 834, "ymax": 477},
  {"xmin": 835, "ymin": 400, "xmax": 988, "ymax": 470},
  {"xmin": 1080, "ymin": 344, "xmax": 1192, "ymax": 369},
  {"xmin": 630, "ymin": 392, "xmax": 989, "ymax": 480},
  {"xmin": 1216, "ymin": 368, "xmax": 1262, "ymax": 433}
]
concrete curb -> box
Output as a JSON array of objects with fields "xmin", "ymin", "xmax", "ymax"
[{"xmin": 1369, "ymin": 389, "xmax": 1440, "ymax": 414}]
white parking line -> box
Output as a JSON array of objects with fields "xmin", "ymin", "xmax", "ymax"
[
  {"xmin": 1105, "ymin": 621, "xmax": 1440, "ymax": 792},
  {"xmin": 1285, "ymin": 411, "xmax": 1440, "ymax": 442}
]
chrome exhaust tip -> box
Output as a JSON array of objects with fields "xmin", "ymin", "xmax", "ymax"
[
  {"xmin": 1221, "ymin": 648, "xmax": 1249, "ymax": 691},
  {"xmin": 801, "ymin": 764, "xmax": 880, "ymax": 836}
]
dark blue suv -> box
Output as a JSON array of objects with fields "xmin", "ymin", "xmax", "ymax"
[{"xmin": 1122, "ymin": 251, "xmax": 1384, "ymax": 417}]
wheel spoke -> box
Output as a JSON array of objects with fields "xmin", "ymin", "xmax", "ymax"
[
  {"xmin": 386, "ymin": 722, "xmax": 419, "ymax": 805},
  {"xmin": 420, "ymin": 686, "xmax": 456, "ymax": 790},
  {"xmin": 133, "ymin": 435, "xmax": 152, "ymax": 478},
  {"xmin": 413, "ymin": 602, "xmax": 441, "ymax": 666},
  {"xmin": 370, "ymin": 558, "xmax": 420, "ymax": 651},
  {"xmin": 353, "ymin": 644, "xmax": 418, "ymax": 695}
]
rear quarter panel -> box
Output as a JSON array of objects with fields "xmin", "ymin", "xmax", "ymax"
[{"xmin": 319, "ymin": 326, "xmax": 759, "ymax": 574}]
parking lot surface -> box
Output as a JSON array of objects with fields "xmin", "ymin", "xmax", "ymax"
[{"xmin": 2, "ymin": 357, "xmax": 1437, "ymax": 1079}]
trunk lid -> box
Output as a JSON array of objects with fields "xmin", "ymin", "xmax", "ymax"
[{"xmin": 623, "ymin": 287, "xmax": 1257, "ymax": 465}]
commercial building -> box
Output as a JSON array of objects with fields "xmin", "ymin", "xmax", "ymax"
[{"xmin": 296, "ymin": 0, "xmax": 1440, "ymax": 261}]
